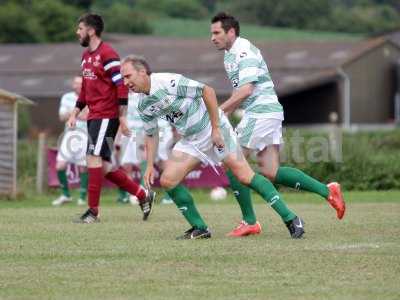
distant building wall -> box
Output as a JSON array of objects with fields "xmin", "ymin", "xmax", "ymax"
[
  {"xmin": 345, "ymin": 43, "xmax": 400, "ymax": 123},
  {"xmin": 280, "ymin": 82, "xmax": 339, "ymax": 124},
  {"xmin": 29, "ymin": 97, "xmax": 64, "ymax": 135}
]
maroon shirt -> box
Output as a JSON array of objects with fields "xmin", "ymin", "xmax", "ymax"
[{"xmin": 76, "ymin": 42, "xmax": 128, "ymax": 119}]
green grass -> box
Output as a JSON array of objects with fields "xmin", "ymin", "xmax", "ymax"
[
  {"xmin": 151, "ymin": 18, "xmax": 362, "ymax": 41},
  {"xmin": 1, "ymin": 190, "xmax": 399, "ymax": 299}
]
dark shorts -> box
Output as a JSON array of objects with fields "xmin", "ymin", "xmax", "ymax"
[{"xmin": 87, "ymin": 118, "xmax": 119, "ymax": 161}]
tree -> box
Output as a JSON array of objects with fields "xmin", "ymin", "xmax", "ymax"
[
  {"xmin": 32, "ymin": 0, "xmax": 80, "ymax": 42},
  {"xmin": 0, "ymin": 2, "xmax": 44, "ymax": 43},
  {"xmin": 102, "ymin": 3, "xmax": 153, "ymax": 34}
]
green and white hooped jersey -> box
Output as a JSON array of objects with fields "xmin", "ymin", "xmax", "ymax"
[
  {"xmin": 59, "ymin": 92, "xmax": 87, "ymax": 131},
  {"xmin": 138, "ymin": 73, "xmax": 211, "ymax": 138},
  {"xmin": 224, "ymin": 37, "xmax": 284, "ymax": 120},
  {"xmin": 127, "ymin": 93, "xmax": 145, "ymax": 131},
  {"xmin": 128, "ymin": 92, "xmax": 172, "ymax": 136}
]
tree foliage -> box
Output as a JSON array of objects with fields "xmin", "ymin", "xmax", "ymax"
[
  {"xmin": 1, "ymin": 0, "xmax": 400, "ymax": 43},
  {"xmin": 0, "ymin": 0, "xmax": 79, "ymax": 43},
  {"xmin": 0, "ymin": 2, "xmax": 44, "ymax": 43},
  {"xmin": 101, "ymin": 3, "xmax": 152, "ymax": 34},
  {"xmin": 228, "ymin": 0, "xmax": 400, "ymax": 34}
]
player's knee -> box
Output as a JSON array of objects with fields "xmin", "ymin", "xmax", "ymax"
[
  {"xmin": 56, "ymin": 162, "xmax": 66, "ymax": 171},
  {"xmin": 160, "ymin": 174, "xmax": 177, "ymax": 189},
  {"xmin": 260, "ymin": 168, "xmax": 276, "ymax": 182},
  {"xmin": 235, "ymin": 172, "xmax": 252, "ymax": 186}
]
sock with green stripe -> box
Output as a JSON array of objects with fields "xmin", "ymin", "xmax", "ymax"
[
  {"xmin": 249, "ymin": 173, "xmax": 296, "ymax": 222},
  {"xmin": 167, "ymin": 184, "xmax": 208, "ymax": 230},
  {"xmin": 275, "ymin": 166, "xmax": 329, "ymax": 199},
  {"xmin": 226, "ymin": 170, "xmax": 257, "ymax": 225},
  {"xmin": 57, "ymin": 169, "xmax": 70, "ymax": 197},
  {"xmin": 79, "ymin": 171, "xmax": 88, "ymax": 200}
]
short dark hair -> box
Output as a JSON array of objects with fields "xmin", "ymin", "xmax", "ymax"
[
  {"xmin": 122, "ymin": 55, "xmax": 152, "ymax": 75},
  {"xmin": 211, "ymin": 12, "xmax": 240, "ymax": 36},
  {"xmin": 78, "ymin": 13, "xmax": 104, "ymax": 37}
]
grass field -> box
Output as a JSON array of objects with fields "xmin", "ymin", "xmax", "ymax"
[
  {"xmin": 151, "ymin": 18, "xmax": 362, "ymax": 41},
  {"xmin": 1, "ymin": 190, "xmax": 399, "ymax": 300}
]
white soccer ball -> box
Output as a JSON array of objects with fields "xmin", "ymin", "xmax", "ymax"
[
  {"xmin": 129, "ymin": 195, "xmax": 139, "ymax": 205},
  {"xmin": 210, "ymin": 187, "xmax": 228, "ymax": 201},
  {"xmin": 233, "ymin": 108, "xmax": 245, "ymax": 119}
]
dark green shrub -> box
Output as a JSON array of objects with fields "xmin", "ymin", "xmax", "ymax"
[
  {"xmin": 0, "ymin": 2, "xmax": 44, "ymax": 43},
  {"xmin": 164, "ymin": 0, "xmax": 208, "ymax": 19},
  {"xmin": 102, "ymin": 3, "xmax": 153, "ymax": 34},
  {"xmin": 32, "ymin": 0, "xmax": 80, "ymax": 42}
]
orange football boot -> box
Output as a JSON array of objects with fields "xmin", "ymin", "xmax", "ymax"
[
  {"xmin": 226, "ymin": 221, "xmax": 262, "ymax": 237},
  {"xmin": 327, "ymin": 182, "xmax": 346, "ymax": 219}
]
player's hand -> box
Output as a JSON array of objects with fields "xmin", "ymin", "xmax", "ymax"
[
  {"xmin": 77, "ymin": 107, "xmax": 89, "ymax": 121},
  {"xmin": 143, "ymin": 165, "xmax": 155, "ymax": 189},
  {"xmin": 119, "ymin": 117, "xmax": 131, "ymax": 137},
  {"xmin": 67, "ymin": 115, "xmax": 76, "ymax": 129},
  {"xmin": 211, "ymin": 128, "xmax": 225, "ymax": 151}
]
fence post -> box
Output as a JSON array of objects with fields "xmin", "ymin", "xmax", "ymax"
[
  {"xmin": 329, "ymin": 112, "xmax": 342, "ymax": 163},
  {"xmin": 36, "ymin": 132, "xmax": 46, "ymax": 194}
]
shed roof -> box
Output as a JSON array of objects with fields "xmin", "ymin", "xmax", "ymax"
[
  {"xmin": 0, "ymin": 88, "xmax": 34, "ymax": 105},
  {"xmin": 0, "ymin": 35, "xmax": 396, "ymax": 98}
]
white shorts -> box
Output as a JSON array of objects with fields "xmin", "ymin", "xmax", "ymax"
[
  {"xmin": 173, "ymin": 115, "xmax": 240, "ymax": 167},
  {"xmin": 120, "ymin": 129, "xmax": 173, "ymax": 165},
  {"xmin": 236, "ymin": 116, "xmax": 283, "ymax": 151},
  {"xmin": 56, "ymin": 128, "xmax": 88, "ymax": 166},
  {"xmin": 120, "ymin": 131, "xmax": 144, "ymax": 165},
  {"xmin": 158, "ymin": 127, "xmax": 174, "ymax": 161}
]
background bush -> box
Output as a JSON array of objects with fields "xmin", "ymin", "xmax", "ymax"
[
  {"xmin": 101, "ymin": 3, "xmax": 153, "ymax": 34},
  {"xmin": 0, "ymin": 0, "xmax": 79, "ymax": 43},
  {"xmin": 280, "ymin": 129, "xmax": 400, "ymax": 191},
  {"xmin": 17, "ymin": 129, "xmax": 400, "ymax": 191},
  {"xmin": 2, "ymin": 0, "xmax": 400, "ymax": 43},
  {"xmin": 226, "ymin": 0, "xmax": 400, "ymax": 34},
  {"xmin": 163, "ymin": 0, "xmax": 208, "ymax": 19},
  {"xmin": 0, "ymin": 2, "xmax": 44, "ymax": 43}
]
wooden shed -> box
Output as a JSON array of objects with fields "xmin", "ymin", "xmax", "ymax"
[{"xmin": 0, "ymin": 89, "xmax": 33, "ymax": 198}]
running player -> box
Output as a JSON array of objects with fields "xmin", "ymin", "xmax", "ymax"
[
  {"xmin": 121, "ymin": 55, "xmax": 304, "ymax": 239},
  {"xmin": 210, "ymin": 12, "xmax": 345, "ymax": 237},
  {"xmin": 119, "ymin": 92, "xmax": 174, "ymax": 204}
]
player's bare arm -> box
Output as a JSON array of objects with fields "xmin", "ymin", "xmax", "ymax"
[
  {"xmin": 76, "ymin": 107, "xmax": 89, "ymax": 121},
  {"xmin": 143, "ymin": 134, "xmax": 158, "ymax": 188},
  {"xmin": 118, "ymin": 104, "xmax": 131, "ymax": 137},
  {"xmin": 67, "ymin": 107, "xmax": 81, "ymax": 128},
  {"xmin": 220, "ymin": 83, "xmax": 254, "ymax": 115},
  {"xmin": 202, "ymin": 85, "xmax": 224, "ymax": 149}
]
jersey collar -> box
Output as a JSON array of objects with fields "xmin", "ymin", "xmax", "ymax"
[
  {"xmin": 148, "ymin": 73, "xmax": 157, "ymax": 96},
  {"xmin": 227, "ymin": 36, "xmax": 242, "ymax": 55}
]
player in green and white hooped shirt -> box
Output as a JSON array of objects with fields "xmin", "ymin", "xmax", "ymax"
[
  {"xmin": 121, "ymin": 55, "xmax": 300, "ymax": 239},
  {"xmin": 52, "ymin": 76, "xmax": 88, "ymax": 207},
  {"xmin": 117, "ymin": 92, "xmax": 174, "ymax": 204},
  {"xmin": 210, "ymin": 12, "xmax": 346, "ymax": 238}
]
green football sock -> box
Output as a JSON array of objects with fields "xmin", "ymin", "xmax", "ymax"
[
  {"xmin": 79, "ymin": 171, "xmax": 88, "ymax": 200},
  {"xmin": 249, "ymin": 173, "xmax": 296, "ymax": 223},
  {"xmin": 139, "ymin": 161, "xmax": 147, "ymax": 186},
  {"xmin": 57, "ymin": 170, "xmax": 70, "ymax": 197},
  {"xmin": 226, "ymin": 170, "xmax": 257, "ymax": 225},
  {"xmin": 275, "ymin": 166, "xmax": 329, "ymax": 199},
  {"xmin": 167, "ymin": 184, "xmax": 208, "ymax": 230},
  {"xmin": 118, "ymin": 187, "xmax": 128, "ymax": 201}
]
